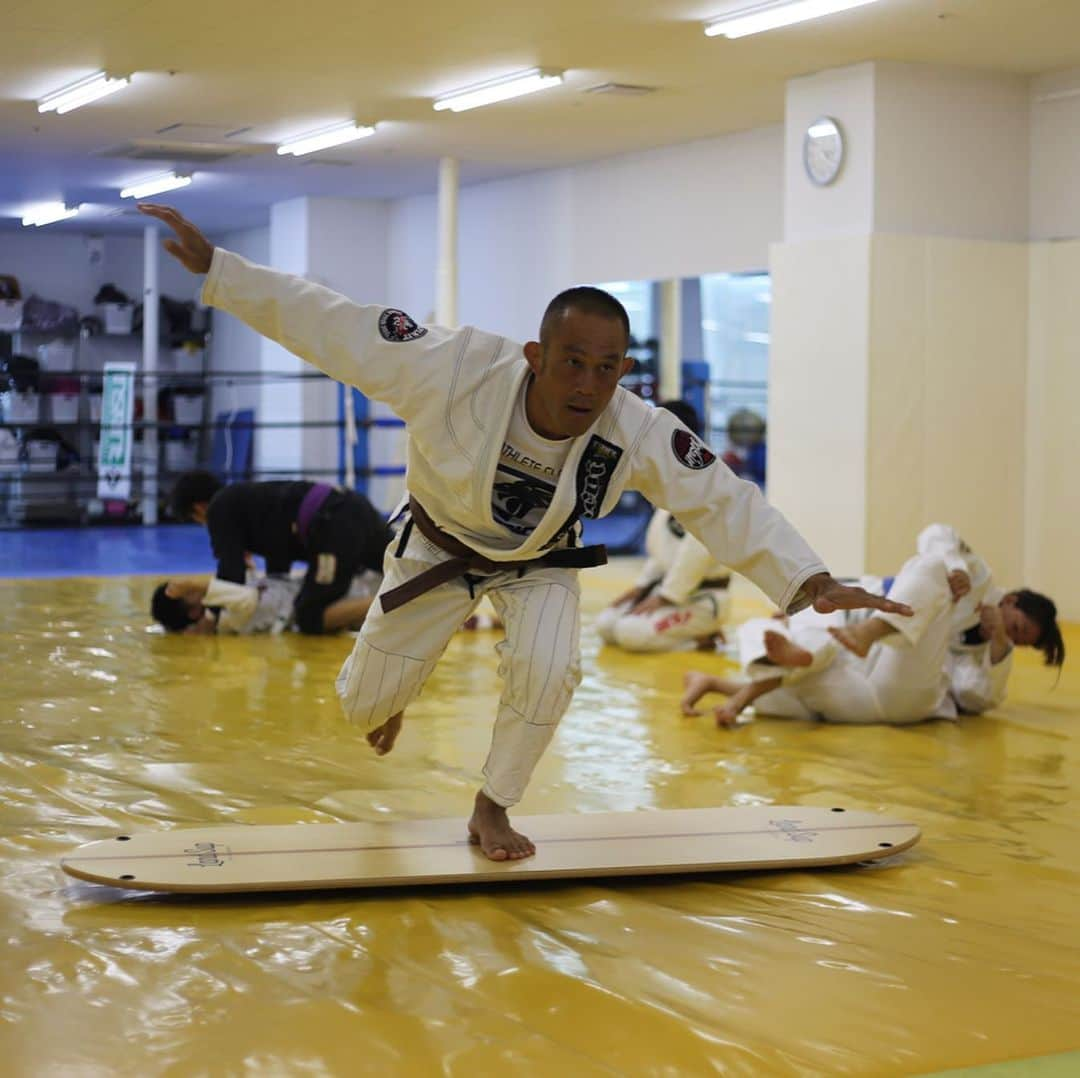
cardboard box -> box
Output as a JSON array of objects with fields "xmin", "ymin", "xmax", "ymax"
[
  {"xmin": 0, "ymin": 299, "xmax": 22, "ymax": 331},
  {"xmin": 25, "ymin": 439, "xmax": 57, "ymax": 473},
  {"xmin": 48, "ymin": 392, "xmax": 79, "ymax": 424},
  {"xmin": 101, "ymin": 303, "xmax": 135, "ymax": 334},
  {"xmin": 38, "ymin": 339, "xmax": 76, "ymax": 372},
  {"xmin": 1, "ymin": 390, "xmax": 40, "ymax": 424},
  {"xmin": 172, "ymin": 392, "xmax": 204, "ymax": 425}
]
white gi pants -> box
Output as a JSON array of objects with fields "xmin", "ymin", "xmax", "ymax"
[
  {"xmin": 595, "ymin": 588, "xmax": 729, "ymax": 652},
  {"xmin": 740, "ymin": 554, "xmax": 955, "ymax": 724},
  {"xmin": 335, "ymin": 514, "xmax": 581, "ymax": 808}
]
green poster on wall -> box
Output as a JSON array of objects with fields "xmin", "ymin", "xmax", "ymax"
[{"xmin": 97, "ymin": 361, "xmax": 137, "ymax": 501}]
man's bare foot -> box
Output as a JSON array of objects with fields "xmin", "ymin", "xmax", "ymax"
[
  {"xmin": 828, "ymin": 619, "xmax": 893, "ymax": 659},
  {"xmin": 467, "ymin": 791, "xmax": 535, "ymax": 861},
  {"xmin": 714, "ymin": 704, "xmax": 743, "ymax": 728},
  {"xmin": 681, "ymin": 670, "xmax": 740, "ymax": 715},
  {"xmin": 763, "ymin": 629, "xmax": 813, "ymax": 668},
  {"xmin": 829, "ymin": 626, "xmax": 868, "ymax": 658},
  {"xmin": 366, "ymin": 711, "xmax": 403, "ymax": 756}
]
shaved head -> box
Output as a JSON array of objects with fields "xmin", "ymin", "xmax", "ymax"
[{"xmin": 539, "ymin": 287, "xmax": 630, "ymax": 349}]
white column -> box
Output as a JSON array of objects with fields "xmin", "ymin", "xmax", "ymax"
[
  {"xmin": 658, "ymin": 278, "xmax": 681, "ymax": 401},
  {"xmin": 141, "ymin": 224, "xmax": 159, "ymax": 524},
  {"xmin": 771, "ymin": 60, "xmax": 1029, "ymax": 578},
  {"xmin": 436, "ymin": 157, "xmax": 459, "ymax": 327}
]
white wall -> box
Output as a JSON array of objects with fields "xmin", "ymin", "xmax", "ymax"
[
  {"xmin": 207, "ymin": 226, "xmax": 269, "ymax": 416},
  {"xmin": 388, "ymin": 126, "xmax": 785, "ymax": 343},
  {"xmin": 784, "ymin": 62, "xmax": 1029, "ymax": 245},
  {"xmin": 1027, "ymin": 241, "xmax": 1080, "ymax": 619},
  {"xmin": 255, "ymin": 197, "xmax": 390, "ymax": 480},
  {"xmin": 386, "ymin": 195, "xmax": 438, "ymax": 324},
  {"xmin": 770, "ymin": 234, "xmax": 1028, "ymax": 582},
  {"xmin": 866, "ymin": 236, "xmax": 1028, "ymax": 584},
  {"xmin": 767, "ymin": 236, "xmax": 871, "ymax": 572},
  {"xmin": 873, "ymin": 64, "xmax": 1029, "ymax": 241},
  {"xmin": 1030, "ymin": 68, "xmax": 1080, "ymax": 242}
]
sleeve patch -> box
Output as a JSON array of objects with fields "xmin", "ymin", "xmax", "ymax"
[
  {"xmin": 671, "ymin": 429, "xmax": 716, "ymax": 470},
  {"xmin": 378, "ymin": 309, "xmax": 428, "ymax": 342}
]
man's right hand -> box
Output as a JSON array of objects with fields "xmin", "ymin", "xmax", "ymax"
[{"xmin": 137, "ymin": 204, "xmax": 214, "ymax": 274}]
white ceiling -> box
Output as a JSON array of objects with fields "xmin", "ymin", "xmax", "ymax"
[{"xmin": 2, "ymin": 0, "xmax": 1079, "ymax": 235}]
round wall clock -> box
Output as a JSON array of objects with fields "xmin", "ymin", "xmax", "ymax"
[{"xmin": 803, "ymin": 116, "xmax": 845, "ymax": 186}]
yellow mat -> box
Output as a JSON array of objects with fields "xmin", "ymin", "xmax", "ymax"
[{"xmin": 2, "ymin": 563, "xmax": 1078, "ymax": 1075}]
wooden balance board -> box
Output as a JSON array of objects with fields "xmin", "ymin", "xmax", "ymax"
[{"xmin": 60, "ymin": 805, "xmax": 920, "ymax": 894}]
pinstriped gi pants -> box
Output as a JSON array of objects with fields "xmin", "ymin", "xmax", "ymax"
[{"xmin": 336, "ymin": 514, "xmax": 582, "ymax": 807}]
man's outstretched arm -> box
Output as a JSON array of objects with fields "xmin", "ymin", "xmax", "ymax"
[{"xmin": 137, "ymin": 203, "xmax": 466, "ymax": 423}]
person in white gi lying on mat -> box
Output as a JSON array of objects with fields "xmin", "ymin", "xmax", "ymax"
[
  {"xmin": 681, "ymin": 523, "xmax": 1064, "ymax": 727},
  {"xmin": 139, "ymin": 201, "xmax": 910, "ymax": 862},
  {"xmin": 594, "ymin": 399, "xmax": 732, "ymax": 653},
  {"xmin": 151, "ymin": 570, "xmax": 381, "ymax": 635}
]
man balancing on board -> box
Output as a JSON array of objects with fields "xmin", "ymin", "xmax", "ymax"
[{"xmin": 139, "ymin": 202, "xmax": 910, "ymax": 863}]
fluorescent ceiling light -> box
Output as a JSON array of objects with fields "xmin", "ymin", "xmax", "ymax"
[
  {"xmin": 1034, "ymin": 86, "xmax": 1080, "ymax": 103},
  {"xmin": 120, "ymin": 173, "xmax": 193, "ymax": 199},
  {"xmin": 38, "ymin": 72, "xmax": 130, "ymax": 114},
  {"xmin": 22, "ymin": 203, "xmax": 80, "ymax": 227},
  {"xmin": 433, "ymin": 68, "xmax": 564, "ymax": 113},
  {"xmin": 276, "ymin": 122, "xmax": 376, "ymax": 157},
  {"xmin": 704, "ymin": 0, "xmax": 882, "ymax": 39}
]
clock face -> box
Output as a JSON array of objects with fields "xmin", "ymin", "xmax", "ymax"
[{"xmin": 803, "ymin": 116, "xmax": 844, "ymax": 186}]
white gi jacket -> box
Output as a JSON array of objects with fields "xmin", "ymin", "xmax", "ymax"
[
  {"xmin": 636, "ymin": 510, "xmax": 729, "ymax": 604},
  {"xmin": 202, "ymin": 250, "xmax": 828, "ymax": 613},
  {"xmin": 915, "ymin": 523, "xmax": 1013, "ymax": 714},
  {"xmin": 204, "ymin": 575, "xmax": 296, "ymax": 634}
]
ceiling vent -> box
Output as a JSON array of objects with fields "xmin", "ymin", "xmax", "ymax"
[
  {"xmin": 583, "ymin": 83, "xmax": 658, "ymax": 96},
  {"xmin": 99, "ymin": 139, "xmax": 268, "ymax": 164},
  {"xmin": 155, "ymin": 122, "xmax": 254, "ymax": 140}
]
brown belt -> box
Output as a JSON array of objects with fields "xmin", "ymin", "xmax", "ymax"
[{"xmin": 379, "ymin": 496, "xmax": 608, "ymax": 613}]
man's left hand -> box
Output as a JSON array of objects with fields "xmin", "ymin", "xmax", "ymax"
[{"xmin": 802, "ymin": 573, "xmax": 913, "ymax": 616}]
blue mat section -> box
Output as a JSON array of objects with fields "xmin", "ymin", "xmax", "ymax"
[
  {"xmin": 0, "ymin": 524, "xmax": 215, "ymax": 579},
  {"xmin": 580, "ymin": 512, "xmax": 647, "ymax": 554},
  {"xmin": 0, "ymin": 514, "xmax": 647, "ymax": 580}
]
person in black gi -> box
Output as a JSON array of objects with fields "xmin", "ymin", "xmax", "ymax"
[{"xmin": 166, "ymin": 470, "xmax": 392, "ymax": 634}]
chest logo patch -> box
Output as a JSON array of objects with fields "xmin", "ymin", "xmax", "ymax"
[
  {"xmin": 671, "ymin": 429, "xmax": 716, "ymax": 470},
  {"xmin": 378, "ymin": 308, "xmax": 428, "ymax": 342}
]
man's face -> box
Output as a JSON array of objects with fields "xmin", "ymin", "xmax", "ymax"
[
  {"xmin": 523, "ymin": 309, "xmax": 633, "ymax": 439},
  {"xmin": 1001, "ymin": 595, "xmax": 1041, "ymax": 648}
]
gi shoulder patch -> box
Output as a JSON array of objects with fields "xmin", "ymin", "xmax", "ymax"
[
  {"xmin": 378, "ymin": 308, "xmax": 428, "ymax": 343},
  {"xmin": 671, "ymin": 429, "xmax": 716, "ymax": 470}
]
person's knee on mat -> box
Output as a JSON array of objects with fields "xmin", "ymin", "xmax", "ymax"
[{"xmin": 294, "ymin": 600, "xmax": 329, "ymax": 635}]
